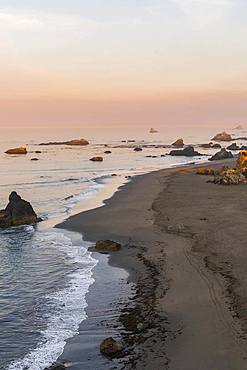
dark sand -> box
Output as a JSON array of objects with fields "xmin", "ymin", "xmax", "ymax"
[{"xmin": 58, "ymin": 159, "xmax": 247, "ymax": 369}]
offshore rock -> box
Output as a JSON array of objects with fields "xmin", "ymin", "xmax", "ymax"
[
  {"xmin": 0, "ymin": 192, "xmax": 41, "ymax": 228},
  {"xmin": 172, "ymin": 138, "xmax": 184, "ymax": 147},
  {"xmin": 5, "ymin": 147, "xmax": 27, "ymax": 155},
  {"xmin": 169, "ymin": 146, "xmax": 202, "ymax": 157},
  {"xmin": 211, "ymin": 131, "xmax": 232, "ymax": 142},
  {"xmin": 227, "ymin": 143, "xmax": 240, "ymax": 151},
  {"xmin": 208, "ymin": 148, "xmax": 233, "ymax": 161},
  {"xmin": 90, "ymin": 156, "xmax": 103, "ymax": 162},
  {"xmin": 39, "ymin": 138, "xmax": 89, "ymax": 146}
]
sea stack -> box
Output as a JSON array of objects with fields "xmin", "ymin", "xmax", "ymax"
[{"xmin": 0, "ymin": 192, "xmax": 41, "ymax": 228}]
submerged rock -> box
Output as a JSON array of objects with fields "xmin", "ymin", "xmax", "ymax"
[
  {"xmin": 134, "ymin": 147, "xmax": 142, "ymax": 152},
  {"xmin": 104, "ymin": 150, "xmax": 112, "ymax": 154},
  {"xmin": 31, "ymin": 158, "xmax": 39, "ymax": 161},
  {"xmin": 90, "ymin": 156, "xmax": 103, "ymax": 162},
  {"xmin": 39, "ymin": 138, "xmax": 89, "ymax": 146},
  {"xmin": 100, "ymin": 337, "xmax": 123, "ymax": 357},
  {"xmin": 0, "ymin": 192, "xmax": 41, "ymax": 228},
  {"xmin": 211, "ymin": 131, "xmax": 232, "ymax": 142},
  {"xmin": 5, "ymin": 147, "xmax": 27, "ymax": 155},
  {"xmin": 172, "ymin": 138, "xmax": 184, "ymax": 148},
  {"xmin": 208, "ymin": 148, "xmax": 233, "ymax": 161},
  {"xmin": 95, "ymin": 240, "xmax": 121, "ymax": 252},
  {"xmin": 169, "ymin": 146, "xmax": 202, "ymax": 157}
]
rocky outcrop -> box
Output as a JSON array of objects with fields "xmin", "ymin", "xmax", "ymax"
[
  {"xmin": 100, "ymin": 337, "xmax": 123, "ymax": 357},
  {"xmin": 200, "ymin": 143, "xmax": 212, "ymax": 148},
  {"xmin": 172, "ymin": 138, "xmax": 184, "ymax": 147},
  {"xmin": 211, "ymin": 131, "xmax": 232, "ymax": 141},
  {"xmin": 169, "ymin": 146, "xmax": 203, "ymax": 157},
  {"xmin": 104, "ymin": 150, "xmax": 112, "ymax": 154},
  {"xmin": 5, "ymin": 147, "xmax": 27, "ymax": 155},
  {"xmin": 134, "ymin": 147, "xmax": 142, "ymax": 152},
  {"xmin": 90, "ymin": 156, "xmax": 103, "ymax": 162},
  {"xmin": 0, "ymin": 192, "xmax": 41, "ymax": 228},
  {"xmin": 39, "ymin": 139, "xmax": 89, "ymax": 146},
  {"xmin": 95, "ymin": 240, "xmax": 121, "ymax": 252},
  {"xmin": 234, "ymin": 125, "xmax": 243, "ymax": 130},
  {"xmin": 208, "ymin": 148, "xmax": 234, "ymax": 161},
  {"xmin": 227, "ymin": 143, "xmax": 240, "ymax": 151}
]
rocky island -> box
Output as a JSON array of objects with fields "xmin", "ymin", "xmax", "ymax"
[{"xmin": 0, "ymin": 192, "xmax": 41, "ymax": 228}]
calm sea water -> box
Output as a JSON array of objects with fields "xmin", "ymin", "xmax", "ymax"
[{"xmin": 0, "ymin": 125, "xmax": 245, "ymax": 369}]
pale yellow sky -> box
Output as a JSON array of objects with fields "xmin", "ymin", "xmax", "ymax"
[{"xmin": 0, "ymin": 0, "xmax": 247, "ymax": 126}]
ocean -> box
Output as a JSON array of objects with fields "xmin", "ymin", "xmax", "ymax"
[{"xmin": 0, "ymin": 125, "xmax": 244, "ymax": 369}]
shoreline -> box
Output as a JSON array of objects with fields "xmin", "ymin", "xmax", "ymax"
[{"xmin": 57, "ymin": 157, "xmax": 247, "ymax": 369}]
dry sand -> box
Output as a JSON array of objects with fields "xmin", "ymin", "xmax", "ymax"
[{"xmin": 58, "ymin": 160, "xmax": 247, "ymax": 370}]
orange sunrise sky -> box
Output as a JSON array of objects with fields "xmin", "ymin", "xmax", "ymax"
[{"xmin": 0, "ymin": 0, "xmax": 247, "ymax": 127}]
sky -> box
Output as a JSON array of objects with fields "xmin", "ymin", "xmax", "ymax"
[{"xmin": 0, "ymin": 0, "xmax": 246, "ymax": 127}]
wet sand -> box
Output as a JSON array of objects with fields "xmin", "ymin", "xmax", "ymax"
[{"xmin": 58, "ymin": 159, "xmax": 247, "ymax": 369}]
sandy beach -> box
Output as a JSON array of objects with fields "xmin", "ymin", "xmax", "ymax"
[{"xmin": 58, "ymin": 159, "xmax": 247, "ymax": 369}]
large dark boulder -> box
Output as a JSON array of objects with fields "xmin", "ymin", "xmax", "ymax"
[
  {"xmin": 208, "ymin": 148, "xmax": 233, "ymax": 161},
  {"xmin": 0, "ymin": 192, "xmax": 41, "ymax": 228},
  {"xmin": 169, "ymin": 146, "xmax": 203, "ymax": 157}
]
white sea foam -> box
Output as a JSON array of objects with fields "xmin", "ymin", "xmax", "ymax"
[{"xmin": 7, "ymin": 231, "xmax": 97, "ymax": 370}]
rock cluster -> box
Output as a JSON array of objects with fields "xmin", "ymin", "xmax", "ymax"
[
  {"xmin": 5, "ymin": 147, "xmax": 27, "ymax": 155},
  {"xmin": 0, "ymin": 192, "xmax": 41, "ymax": 228}
]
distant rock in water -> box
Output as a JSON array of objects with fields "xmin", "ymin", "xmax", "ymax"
[
  {"xmin": 100, "ymin": 337, "xmax": 123, "ymax": 357},
  {"xmin": 227, "ymin": 143, "xmax": 240, "ymax": 151},
  {"xmin": 5, "ymin": 147, "xmax": 27, "ymax": 155},
  {"xmin": 208, "ymin": 148, "xmax": 233, "ymax": 161},
  {"xmin": 172, "ymin": 138, "xmax": 184, "ymax": 148},
  {"xmin": 0, "ymin": 192, "xmax": 41, "ymax": 228},
  {"xmin": 90, "ymin": 156, "xmax": 103, "ymax": 162},
  {"xmin": 104, "ymin": 150, "xmax": 112, "ymax": 154},
  {"xmin": 39, "ymin": 138, "xmax": 89, "ymax": 146},
  {"xmin": 134, "ymin": 147, "xmax": 142, "ymax": 152},
  {"xmin": 234, "ymin": 124, "xmax": 243, "ymax": 130},
  {"xmin": 149, "ymin": 127, "xmax": 158, "ymax": 133},
  {"xmin": 169, "ymin": 146, "xmax": 203, "ymax": 157},
  {"xmin": 211, "ymin": 131, "xmax": 232, "ymax": 142}
]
